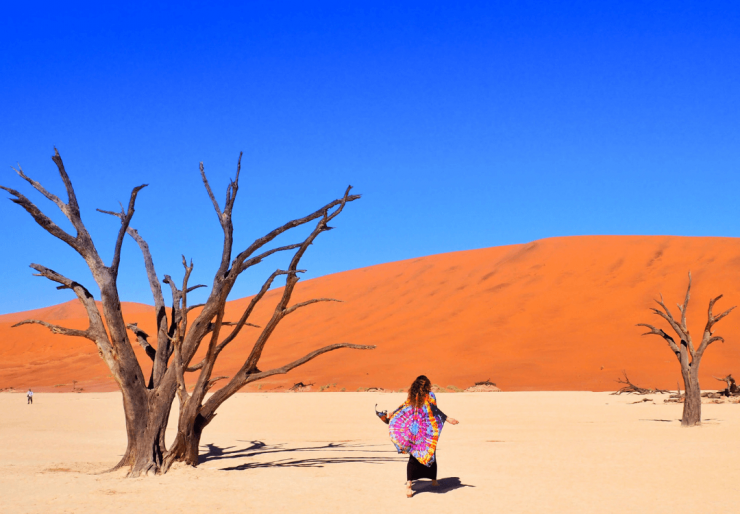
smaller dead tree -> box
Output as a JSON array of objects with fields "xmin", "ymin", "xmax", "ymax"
[
  {"xmin": 474, "ymin": 379, "xmax": 496, "ymax": 387},
  {"xmin": 612, "ymin": 371, "xmax": 669, "ymax": 395},
  {"xmin": 714, "ymin": 374, "xmax": 740, "ymax": 396},
  {"xmin": 637, "ymin": 273, "xmax": 735, "ymax": 426},
  {"xmin": 464, "ymin": 380, "xmax": 501, "ymax": 392},
  {"xmin": 288, "ymin": 382, "xmax": 314, "ymax": 392},
  {"xmin": 664, "ymin": 383, "xmax": 684, "ymax": 403}
]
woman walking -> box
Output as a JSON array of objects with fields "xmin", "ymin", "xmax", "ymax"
[{"xmin": 385, "ymin": 375, "xmax": 459, "ymax": 498}]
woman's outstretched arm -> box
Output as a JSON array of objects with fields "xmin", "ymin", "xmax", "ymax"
[{"xmin": 430, "ymin": 401, "xmax": 459, "ymax": 424}]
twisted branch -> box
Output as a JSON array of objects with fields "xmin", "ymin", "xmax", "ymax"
[
  {"xmin": 636, "ymin": 323, "xmax": 681, "ymax": 359},
  {"xmin": 283, "ymin": 298, "xmax": 343, "ymax": 316},
  {"xmin": 12, "ymin": 319, "xmax": 92, "ymax": 340},
  {"xmin": 244, "ymin": 343, "xmax": 376, "ymax": 383},
  {"xmin": 127, "ymin": 323, "xmax": 156, "ymax": 361}
]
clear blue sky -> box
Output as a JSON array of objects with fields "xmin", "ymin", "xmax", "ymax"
[{"xmin": 1, "ymin": 1, "xmax": 739, "ymax": 314}]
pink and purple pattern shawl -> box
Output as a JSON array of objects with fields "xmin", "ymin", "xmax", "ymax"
[{"xmin": 388, "ymin": 391, "xmax": 447, "ymax": 466}]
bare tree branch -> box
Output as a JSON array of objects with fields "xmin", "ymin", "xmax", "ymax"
[
  {"xmin": 283, "ymin": 298, "xmax": 343, "ymax": 316},
  {"xmin": 706, "ymin": 295, "xmax": 735, "ymax": 330},
  {"xmin": 50, "ymin": 148, "xmax": 81, "ymax": 218},
  {"xmin": 27, "ymin": 264, "xmax": 112, "ymax": 349},
  {"xmin": 612, "ymin": 371, "xmax": 669, "ymax": 395},
  {"xmin": 12, "ymin": 319, "xmax": 92, "ymax": 340},
  {"xmin": 244, "ymin": 343, "xmax": 375, "ymax": 383},
  {"xmin": 9, "ymin": 148, "xmax": 81, "ymax": 223},
  {"xmin": 714, "ymin": 306, "xmax": 736, "ymax": 325},
  {"xmin": 697, "ymin": 295, "xmax": 736, "ymax": 357},
  {"xmin": 229, "ymin": 188, "xmax": 360, "ymax": 274},
  {"xmin": 238, "ymin": 189, "xmax": 355, "ymax": 374},
  {"xmin": 184, "ymin": 293, "xmax": 229, "ymax": 404},
  {"xmin": 96, "ymin": 208, "xmax": 123, "ymax": 217},
  {"xmin": 96, "ymin": 212, "xmax": 167, "ymax": 317},
  {"xmin": 221, "ymin": 152, "xmax": 242, "ymax": 218},
  {"xmin": 636, "ymin": 323, "xmax": 681, "ymax": 358},
  {"xmin": 178, "ymin": 257, "xmax": 195, "ymax": 344},
  {"xmin": 206, "ymin": 375, "xmax": 229, "ymax": 392},
  {"xmin": 3, "ymin": 150, "xmax": 104, "ymax": 269},
  {"xmin": 178, "ymin": 186, "xmax": 363, "ymax": 448},
  {"xmin": 97, "ymin": 212, "xmax": 171, "ymax": 388},
  {"xmin": 127, "ymin": 323, "xmax": 156, "ymax": 361},
  {"xmin": 0, "ymin": 184, "xmax": 80, "ymax": 250},
  {"xmin": 172, "ymin": 346, "xmax": 189, "ymax": 405},
  {"xmin": 677, "ymin": 271, "xmax": 691, "ymax": 334},
  {"xmin": 31, "ymin": 263, "xmax": 84, "ymax": 290},
  {"xmin": 180, "ymin": 185, "xmax": 359, "ymax": 373},
  {"xmin": 12, "ymin": 164, "xmax": 69, "ymax": 213},
  {"xmin": 186, "ymin": 303, "xmax": 206, "ymax": 314},
  {"xmin": 185, "ymin": 320, "xmax": 260, "ymax": 372},
  {"xmin": 124, "ymin": 226, "xmax": 169, "ymax": 380},
  {"xmin": 199, "ymin": 154, "xmax": 243, "ymax": 287},
  {"xmin": 677, "ymin": 274, "xmax": 696, "ymax": 356},
  {"xmin": 213, "ymin": 269, "xmax": 293, "ymax": 359},
  {"xmin": 705, "ymin": 336, "xmax": 725, "ymax": 346},
  {"xmin": 200, "ymin": 162, "xmax": 222, "ymax": 219},
  {"xmin": 110, "ymin": 184, "xmax": 148, "ymax": 275},
  {"xmin": 195, "ymin": 189, "xmax": 358, "ymax": 417},
  {"xmin": 184, "ymin": 361, "xmax": 204, "ymax": 373},
  {"xmin": 163, "ymin": 275, "xmax": 183, "ymax": 337},
  {"xmin": 239, "ymin": 243, "xmax": 303, "ymax": 272},
  {"xmin": 651, "ymin": 300, "xmax": 686, "ymax": 342}
]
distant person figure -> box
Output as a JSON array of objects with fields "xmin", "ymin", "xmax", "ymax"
[
  {"xmin": 378, "ymin": 375, "xmax": 459, "ymax": 498},
  {"xmin": 27, "ymin": 389, "xmax": 33, "ymax": 405}
]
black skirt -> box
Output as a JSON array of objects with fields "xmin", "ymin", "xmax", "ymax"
[{"xmin": 407, "ymin": 454, "xmax": 437, "ymax": 481}]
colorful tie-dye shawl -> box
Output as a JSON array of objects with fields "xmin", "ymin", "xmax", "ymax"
[{"xmin": 388, "ymin": 391, "xmax": 447, "ymax": 466}]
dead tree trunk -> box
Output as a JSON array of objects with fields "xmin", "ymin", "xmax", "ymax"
[
  {"xmin": 2, "ymin": 149, "xmax": 373, "ymax": 475},
  {"xmin": 637, "ymin": 273, "xmax": 735, "ymax": 426}
]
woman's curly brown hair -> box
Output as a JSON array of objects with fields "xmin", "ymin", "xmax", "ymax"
[{"xmin": 407, "ymin": 375, "xmax": 432, "ymax": 407}]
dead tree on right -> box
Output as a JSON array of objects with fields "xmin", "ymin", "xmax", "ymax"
[
  {"xmin": 714, "ymin": 374, "xmax": 739, "ymax": 396},
  {"xmin": 637, "ymin": 273, "xmax": 735, "ymax": 426}
]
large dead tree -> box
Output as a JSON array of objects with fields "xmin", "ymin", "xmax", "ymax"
[
  {"xmin": 637, "ymin": 273, "xmax": 734, "ymax": 426},
  {"xmin": 1, "ymin": 149, "xmax": 373, "ymax": 475}
]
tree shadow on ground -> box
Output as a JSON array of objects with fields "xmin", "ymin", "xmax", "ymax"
[
  {"xmin": 199, "ymin": 440, "xmax": 404, "ymax": 470},
  {"xmin": 411, "ymin": 477, "xmax": 475, "ymax": 495}
]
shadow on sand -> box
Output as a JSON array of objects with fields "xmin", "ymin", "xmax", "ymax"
[
  {"xmin": 411, "ymin": 477, "xmax": 475, "ymax": 495},
  {"xmin": 199, "ymin": 440, "xmax": 404, "ymax": 471}
]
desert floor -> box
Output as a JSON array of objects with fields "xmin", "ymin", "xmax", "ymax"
[{"xmin": 1, "ymin": 392, "xmax": 738, "ymax": 513}]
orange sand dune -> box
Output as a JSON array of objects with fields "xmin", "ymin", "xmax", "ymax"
[
  {"xmin": 0, "ymin": 301, "xmax": 154, "ymax": 392},
  {"xmin": 2, "ymin": 236, "xmax": 740, "ymax": 392},
  {"xmin": 0, "ymin": 300, "xmax": 152, "ymax": 325}
]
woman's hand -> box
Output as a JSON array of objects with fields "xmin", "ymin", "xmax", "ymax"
[{"xmin": 447, "ymin": 417, "xmax": 459, "ymax": 425}]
